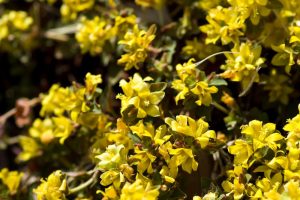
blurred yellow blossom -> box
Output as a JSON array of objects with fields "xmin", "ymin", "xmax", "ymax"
[
  {"xmin": 0, "ymin": 168, "xmax": 23, "ymax": 195},
  {"xmin": 0, "ymin": 11, "xmax": 33, "ymax": 41},
  {"xmin": 61, "ymin": 0, "xmax": 94, "ymax": 21},
  {"xmin": 17, "ymin": 136, "xmax": 42, "ymax": 161},
  {"xmin": 76, "ymin": 17, "xmax": 115, "ymax": 55},
  {"xmin": 263, "ymin": 69, "xmax": 293, "ymax": 105}
]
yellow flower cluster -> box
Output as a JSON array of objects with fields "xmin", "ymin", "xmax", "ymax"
[
  {"xmin": 165, "ymin": 115, "xmax": 216, "ymax": 148},
  {"xmin": 34, "ymin": 170, "xmax": 68, "ymax": 200},
  {"xmin": 221, "ymin": 108, "xmax": 300, "ymax": 199},
  {"xmin": 18, "ymin": 73, "xmax": 102, "ymax": 161},
  {"xmin": 76, "ymin": 17, "xmax": 116, "ymax": 55},
  {"xmin": 221, "ymin": 42, "xmax": 265, "ymax": 89},
  {"xmin": 0, "ymin": 10, "xmax": 33, "ymax": 41},
  {"xmin": 60, "ymin": 0, "xmax": 94, "ymax": 21},
  {"xmin": 200, "ymin": 6, "xmax": 246, "ymax": 45},
  {"xmin": 228, "ymin": 0, "xmax": 271, "ymax": 25},
  {"xmin": 76, "ymin": 15, "xmax": 137, "ymax": 56},
  {"xmin": 5, "ymin": 0, "xmax": 300, "ymax": 199},
  {"xmin": 172, "ymin": 58, "xmax": 218, "ymax": 106},
  {"xmin": 118, "ymin": 25, "xmax": 156, "ymax": 71}
]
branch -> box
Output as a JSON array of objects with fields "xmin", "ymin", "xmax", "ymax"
[
  {"xmin": 0, "ymin": 97, "xmax": 41, "ymax": 126},
  {"xmin": 68, "ymin": 170, "xmax": 99, "ymax": 195}
]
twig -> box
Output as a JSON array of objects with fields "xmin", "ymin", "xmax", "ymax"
[
  {"xmin": 238, "ymin": 66, "xmax": 261, "ymax": 97},
  {"xmin": 211, "ymin": 101, "xmax": 230, "ymax": 114},
  {"xmin": 193, "ymin": 51, "xmax": 239, "ymax": 68},
  {"xmin": 0, "ymin": 97, "xmax": 41, "ymax": 125},
  {"xmin": 44, "ymin": 23, "xmax": 78, "ymax": 41},
  {"xmin": 68, "ymin": 170, "xmax": 99, "ymax": 195}
]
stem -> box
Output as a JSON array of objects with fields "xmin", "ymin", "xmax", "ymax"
[
  {"xmin": 211, "ymin": 101, "xmax": 229, "ymax": 114},
  {"xmin": 193, "ymin": 51, "xmax": 239, "ymax": 68},
  {"xmin": 68, "ymin": 171, "xmax": 99, "ymax": 195},
  {"xmin": 238, "ymin": 66, "xmax": 261, "ymax": 97}
]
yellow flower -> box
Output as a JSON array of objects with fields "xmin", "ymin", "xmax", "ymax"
[
  {"xmin": 17, "ymin": 136, "xmax": 42, "ymax": 161},
  {"xmin": 175, "ymin": 58, "xmax": 197, "ymax": 82},
  {"xmin": 171, "ymin": 79, "xmax": 189, "ymax": 104},
  {"xmin": 85, "ymin": 72, "xmax": 102, "ymax": 94},
  {"xmin": 191, "ymin": 81, "xmax": 218, "ymax": 106},
  {"xmin": 283, "ymin": 180, "xmax": 300, "ymax": 199},
  {"xmin": 34, "ymin": 170, "xmax": 67, "ymax": 200},
  {"xmin": 60, "ymin": 0, "xmax": 94, "ymax": 21},
  {"xmin": 228, "ymin": 0, "xmax": 271, "ymax": 25},
  {"xmin": 165, "ymin": 115, "xmax": 216, "ymax": 148},
  {"xmin": 221, "ymin": 91, "xmax": 236, "ymax": 108},
  {"xmin": 169, "ymin": 148, "xmax": 198, "ymax": 176},
  {"xmin": 29, "ymin": 118, "xmax": 55, "ymax": 144},
  {"xmin": 76, "ymin": 17, "xmax": 116, "ymax": 55},
  {"xmin": 228, "ymin": 140, "xmax": 253, "ymax": 167},
  {"xmin": 96, "ymin": 144, "xmax": 127, "ymax": 171},
  {"xmin": 106, "ymin": 118, "xmax": 133, "ymax": 148},
  {"xmin": 241, "ymin": 120, "xmax": 283, "ymax": 152},
  {"xmin": 120, "ymin": 179, "xmax": 159, "ymax": 200},
  {"xmin": 222, "ymin": 166, "xmax": 245, "ymax": 199},
  {"xmin": 40, "ymin": 84, "xmax": 77, "ymax": 117},
  {"xmin": 284, "ymin": 108, "xmax": 300, "ymax": 148},
  {"xmin": 0, "ymin": 168, "xmax": 23, "ymax": 195},
  {"xmin": 129, "ymin": 148, "xmax": 156, "ymax": 174},
  {"xmin": 100, "ymin": 185, "xmax": 118, "ymax": 199},
  {"xmin": 159, "ymin": 165, "xmax": 175, "ymax": 183},
  {"xmin": 221, "ymin": 42, "xmax": 265, "ymax": 89},
  {"xmin": 200, "ymin": 6, "xmax": 246, "ymax": 45},
  {"xmin": 130, "ymin": 120, "xmax": 155, "ymax": 139},
  {"xmin": 52, "ymin": 116, "xmax": 74, "ymax": 144},
  {"xmin": 118, "ymin": 25, "xmax": 156, "ymax": 70},
  {"xmin": 0, "ymin": 11, "xmax": 33, "ymax": 41},
  {"xmin": 255, "ymin": 174, "xmax": 282, "ymax": 195},
  {"xmin": 289, "ymin": 24, "xmax": 300, "ymax": 43},
  {"xmin": 171, "ymin": 59, "xmax": 217, "ymax": 106},
  {"xmin": 100, "ymin": 170, "xmax": 125, "ymax": 188},
  {"xmin": 117, "ymin": 73, "xmax": 165, "ymax": 118}
]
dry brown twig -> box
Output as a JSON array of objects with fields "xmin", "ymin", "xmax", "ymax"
[{"xmin": 0, "ymin": 97, "xmax": 41, "ymax": 127}]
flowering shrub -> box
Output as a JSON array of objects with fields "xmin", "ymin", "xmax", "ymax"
[{"xmin": 1, "ymin": 0, "xmax": 300, "ymax": 200}]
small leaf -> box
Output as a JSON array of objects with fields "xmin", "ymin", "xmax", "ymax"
[{"xmin": 209, "ymin": 78, "xmax": 227, "ymax": 86}]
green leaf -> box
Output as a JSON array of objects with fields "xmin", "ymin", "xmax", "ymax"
[
  {"xmin": 150, "ymin": 82, "xmax": 167, "ymax": 92},
  {"xmin": 267, "ymin": 0, "xmax": 283, "ymax": 9},
  {"xmin": 209, "ymin": 78, "xmax": 227, "ymax": 86},
  {"xmin": 271, "ymin": 53, "xmax": 289, "ymax": 66}
]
